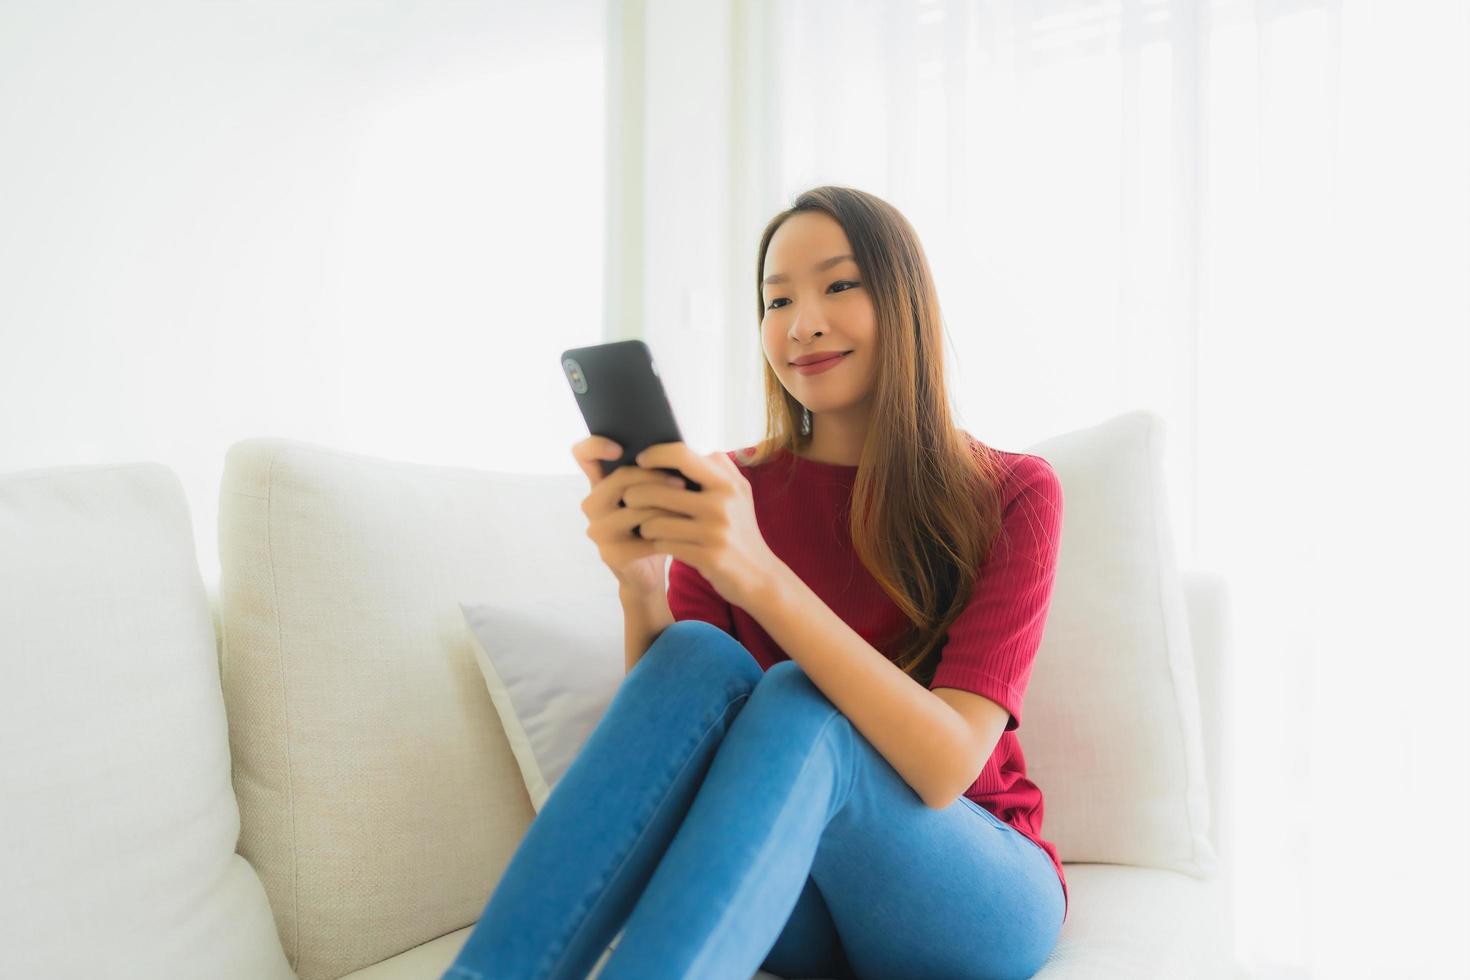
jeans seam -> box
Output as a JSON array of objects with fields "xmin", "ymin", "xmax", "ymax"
[
  {"xmin": 535, "ymin": 690, "xmax": 751, "ymax": 980},
  {"xmin": 839, "ymin": 714, "xmax": 858, "ymax": 811}
]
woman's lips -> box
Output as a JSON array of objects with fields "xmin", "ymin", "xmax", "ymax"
[{"xmin": 792, "ymin": 351, "xmax": 852, "ymax": 376}]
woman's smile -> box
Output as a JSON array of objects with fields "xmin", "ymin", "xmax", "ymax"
[{"xmin": 791, "ymin": 351, "xmax": 853, "ymax": 376}]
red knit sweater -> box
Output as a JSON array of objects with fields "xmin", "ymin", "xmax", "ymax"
[{"xmin": 666, "ymin": 440, "xmax": 1069, "ymax": 921}]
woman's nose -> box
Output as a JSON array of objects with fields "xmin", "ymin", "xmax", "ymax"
[{"xmin": 790, "ymin": 309, "xmax": 828, "ymax": 340}]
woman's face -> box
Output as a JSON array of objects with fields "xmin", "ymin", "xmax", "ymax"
[{"xmin": 760, "ymin": 211, "xmax": 877, "ymax": 418}]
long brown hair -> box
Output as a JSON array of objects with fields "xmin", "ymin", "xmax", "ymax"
[{"xmin": 740, "ymin": 185, "xmax": 1011, "ymax": 689}]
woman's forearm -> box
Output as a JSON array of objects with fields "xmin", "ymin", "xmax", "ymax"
[{"xmin": 620, "ymin": 582, "xmax": 674, "ymax": 674}]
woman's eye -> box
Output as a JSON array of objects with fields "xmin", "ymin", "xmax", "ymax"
[{"xmin": 765, "ymin": 281, "xmax": 860, "ymax": 311}]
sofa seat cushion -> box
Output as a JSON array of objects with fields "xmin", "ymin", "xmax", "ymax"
[
  {"xmin": 337, "ymin": 864, "xmax": 1230, "ymax": 979},
  {"xmin": 1036, "ymin": 864, "xmax": 1232, "ymax": 978},
  {"xmin": 337, "ymin": 927, "xmax": 475, "ymax": 979},
  {"xmin": 336, "ymin": 924, "xmax": 789, "ymax": 980}
]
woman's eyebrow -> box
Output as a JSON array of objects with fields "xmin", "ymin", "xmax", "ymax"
[{"xmin": 762, "ymin": 253, "xmax": 855, "ymax": 286}]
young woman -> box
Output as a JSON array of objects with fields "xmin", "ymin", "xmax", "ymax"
[{"xmin": 444, "ymin": 186, "xmax": 1067, "ymax": 980}]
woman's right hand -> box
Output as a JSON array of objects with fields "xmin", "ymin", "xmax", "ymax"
[{"xmin": 572, "ymin": 435, "xmax": 688, "ymax": 595}]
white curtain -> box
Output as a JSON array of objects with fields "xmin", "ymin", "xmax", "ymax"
[
  {"xmin": 733, "ymin": 0, "xmax": 1469, "ymax": 975},
  {"xmin": 0, "ymin": 1, "xmax": 608, "ymax": 587}
]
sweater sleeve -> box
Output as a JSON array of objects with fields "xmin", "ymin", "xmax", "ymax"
[
  {"xmin": 667, "ymin": 557, "xmax": 736, "ymax": 636},
  {"xmin": 929, "ymin": 454, "xmax": 1064, "ymax": 733}
]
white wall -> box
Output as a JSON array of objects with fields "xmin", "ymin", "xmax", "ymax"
[{"xmin": 0, "ymin": 0, "xmax": 606, "ymax": 589}]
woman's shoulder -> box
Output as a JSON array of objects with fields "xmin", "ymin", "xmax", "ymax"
[
  {"xmin": 994, "ymin": 451, "xmax": 1062, "ymax": 507},
  {"xmin": 999, "ymin": 449, "xmax": 1056, "ymax": 476},
  {"xmin": 961, "ymin": 434, "xmax": 1058, "ymax": 501}
]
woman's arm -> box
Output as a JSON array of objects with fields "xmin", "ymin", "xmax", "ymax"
[
  {"xmin": 620, "ymin": 582, "xmax": 675, "ymax": 674},
  {"xmin": 744, "ymin": 560, "xmax": 977, "ymax": 809}
]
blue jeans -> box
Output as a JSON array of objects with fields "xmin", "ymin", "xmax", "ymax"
[{"xmin": 443, "ymin": 619, "xmax": 1064, "ymax": 980}]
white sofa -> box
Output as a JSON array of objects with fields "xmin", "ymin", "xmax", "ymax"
[{"xmin": 0, "ymin": 410, "xmax": 1237, "ymax": 979}]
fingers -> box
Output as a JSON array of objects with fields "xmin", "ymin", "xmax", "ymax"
[
  {"xmin": 571, "ymin": 435, "xmax": 624, "ymax": 487},
  {"xmin": 579, "ymin": 461, "xmax": 690, "ymax": 523},
  {"xmin": 633, "ymin": 441, "xmax": 718, "ymax": 489},
  {"xmin": 590, "ymin": 501, "xmax": 698, "ymax": 544},
  {"xmin": 586, "ymin": 505, "xmax": 665, "ymax": 559},
  {"xmin": 621, "ymin": 509, "xmax": 704, "ymax": 547},
  {"xmin": 619, "ymin": 474, "xmax": 695, "ymax": 514}
]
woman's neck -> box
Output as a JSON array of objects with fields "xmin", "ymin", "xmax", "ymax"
[{"xmin": 799, "ymin": 411, "xmax": 868, "ymax": 466}]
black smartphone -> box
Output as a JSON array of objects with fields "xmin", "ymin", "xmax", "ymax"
[{"xmin": 560, "ymin": 339, "xmax": 704, "ymax": 495}]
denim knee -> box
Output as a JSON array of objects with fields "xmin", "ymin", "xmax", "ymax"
[
  {"xmin": 637, "ymin": 619, "xmax": 764, "ymax": 694},
  {"xmin": 748, "ymin": 659, "xmax": 851, "ymax": 729},
  {"xmin": 753, "ymin": 658, "xmax": 820, "ymax": 700}
]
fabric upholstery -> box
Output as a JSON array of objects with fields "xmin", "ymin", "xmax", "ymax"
[{"xmin": 216, "ymin": 439, "xmax": 613, "ymax": 979}]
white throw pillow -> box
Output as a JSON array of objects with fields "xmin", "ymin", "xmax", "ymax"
[
  {"xmin": 0, "ymin": 462, "xmax": 292, "ymax": 980},
  {"xmin": 459, "ymin": 586, "xmax": 626, "ymax": 812},
  {"xmin": 1021, "ymin": 410, "xmax": 1218, "ymax": 877}
]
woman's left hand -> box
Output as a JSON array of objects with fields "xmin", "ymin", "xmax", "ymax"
[{"xmin": 632, "ymin": 442, "xmax": 782, "ymax": 609}]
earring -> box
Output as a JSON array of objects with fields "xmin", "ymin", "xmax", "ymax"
[{"xmin": 800, "ymin": 406, "xmax": 811, "ymax": 436}]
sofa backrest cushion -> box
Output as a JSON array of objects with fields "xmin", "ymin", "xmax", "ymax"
[
  {"xmin": 216, "ymin": 439, "xmax": 609, "ymax": 980},
  {"xmin": 0, "ymin": 462, "xmax": 293, "ymax": 980}
]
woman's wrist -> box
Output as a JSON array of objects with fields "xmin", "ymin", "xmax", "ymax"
[{"xmin": 617, "ymin": 579, "xmax": 664, "ymax": 605}]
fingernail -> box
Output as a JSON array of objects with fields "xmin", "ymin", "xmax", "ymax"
[{"xmin": 665, "ymin": 477, "xmax": 683, "ymax": 488}]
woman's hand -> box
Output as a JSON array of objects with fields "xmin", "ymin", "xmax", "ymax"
[
  {"xmin": 571, "ymin": 435, "xmax": 688, "ymax": 596},
  {"xmin": 629, "ymin": 441, "xmax": 782, "ymax": 609}
]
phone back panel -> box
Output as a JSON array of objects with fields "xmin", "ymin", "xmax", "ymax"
[{"xmin": 560, "ymin": 339, "xmax": 690, "ymax": 481}]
